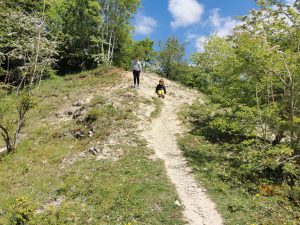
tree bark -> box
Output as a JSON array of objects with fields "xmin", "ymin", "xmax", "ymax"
[
  {"xmin": 31, "ymin": 0, "xmax": 46, "ymax": 87},
  {"xmin": 0, "ymin": 125, "xmax": 14, "ymax": 152},
  {"xmin": 109, "ymin": 33, "xmax": 115, "ymax": 65},
  {"xmin": 107, "ymin": 32, "xmax": 112, "ymax": 64}
]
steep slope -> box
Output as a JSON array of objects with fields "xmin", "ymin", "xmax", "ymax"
[
  {"xmin": 0, "ymin": 68, "xmax": 183, "ymax": 224},
  {"xmin": 124, "ymin": 71, "xmax": 223, "ymax": 225},
  {"xmin": 0, "ymin": 68, "xmax": 222, "ymax": 224}
]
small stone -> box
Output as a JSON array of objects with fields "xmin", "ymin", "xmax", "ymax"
[
  {"xmin": 88, "ymin": 131, "xmax": 94, "ymax": 137},
  {"xmin": 88, "ymin": 147, "xmax": 99, "ymax": 156},
  {"xmin": 72, "ymin": 106, "xmax": 85, "ymax": 119},
  {"xmin": 175, "ymin": 200, "xmax": 181, "ymax": 207},
  {"xmin": 77, "ymin": 117, "xmax": 84, "ymax": 123},
  {"xmin": 73, "ymin": 102, "xmax": 83, "ymax": 107},
  {"xmin": 55, "ymin": 112, "xmax": 62, "ymax": 118},
  {"xmin": 71, "ymin": 129, "xmax": 85, "ymax": 139},
  {"xmin": 124, "ymin": 92, "xmax": 134, "ymax": 98}
]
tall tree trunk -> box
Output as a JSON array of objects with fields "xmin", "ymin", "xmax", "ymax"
[
  {"xmin": 105, "ymin": 2, "xmax": 110, "ymax": 64},
  {"xmin": 109, "ymin": 33, "xmax": 115, "ymax": 66},
  {"xmin": 101, "ymin": 28, "xmax": 104, "ymax": 62},
  {"xmin": 256, "ymin": 84, "xmax": 267, "ymax": 142},
  {"xmin": 107, "ymin": 32, "xmax": 112, "ymax": 64},
  {"xmin": 0, "ymin": 125, "xmax": 14, "ymax": 152},
  {"xmin": 31, "ymin": 0, "xmax": 46, "ymax": 87},
  {"xmin": 283, "ymin": 58, "xmax": 295, "ymax": 149}
]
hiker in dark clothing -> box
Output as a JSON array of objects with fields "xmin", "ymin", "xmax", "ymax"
[
  {"xmin": 131, "ymin": 56, "xmax": 142, "ymax": 88},
  {"xmin": 156, "ymin": 79, "xmax": 167, "ymax": 98}
]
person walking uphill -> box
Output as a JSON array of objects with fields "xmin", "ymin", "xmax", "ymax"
[{"xmin": 132, "ymin": 56, "xmax": 142, "ymax": 88}]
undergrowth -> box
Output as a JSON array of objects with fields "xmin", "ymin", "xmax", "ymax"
[{"xmin": 179, "ymin": 102, "xmax": 300, "ymax": 225}]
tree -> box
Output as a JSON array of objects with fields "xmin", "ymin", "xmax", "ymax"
[
  {"xmin": 1, "ymin": 0, "xmax": 43, "ymax": 13},
  {"xmin": 191, "ymin": 1, "xmax": 300, "ymax": 151},
  {"xmin": 134, "ymin": 38, "xmax": 155, "ymax": 61},
  {"xmin": 0, "ymin": 1, "xmax": 57, "ymax": 86},
  {"xmin": 114, "ymin": 37, "xmax": 155, "ymax": 70},
  {"xmin": 234, "ymin": 0, "xmax": 300, "ymax": 149},
  {"xmin": 98, "ymin": 0, "xmax": 140, "ymax": 65},
  {"xmin": 0, "ymin": 1, "xmax": 56, "ymax": 153},
  {"xmin": 46, "ymin": 0, "xmax": 103, "ymax": 73},
  {"xmin": 191, "ymin": 35, "xmax": 238, "ymax": 96},
  {"xmin": 0, "ymin": 94, "xmax": 36, "ymax": 153},
  {"xmin": 157, "ymin": 37, "xmax": 185, "ymax": 79},
  {"xmin": 186, "ymin": 1, "xmax": 300, "ymax": 194}
]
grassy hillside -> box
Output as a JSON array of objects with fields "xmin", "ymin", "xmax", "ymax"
[
  {"xmin": 179, "ymin": 102, "xmax": 300, "ymax": 225},
  {"xmin": 0, "ymin": 67, "xmax": 184, "ymax": 224}
]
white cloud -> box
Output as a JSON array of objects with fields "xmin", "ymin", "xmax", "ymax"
[
  {"xmin": 186, "ymin": 32, "xmax": 199, "ymax": 41},
  {"xmin": 209, "ymin": 9, "xmax": 241, "ymax": 37},
  {"xmin": 168, "ymin": 0, "xmax": 204, "ymax": 29},
  {"xmin": 134, "ymin": 14, "xmax": 157, "ymax": 35},
  {"xmin": 285, "ymin": 0, "xmax": 295, "ymax": 5},
  {"xmin": 216, "ymin": 18, "xmax": 240, "ymax": 37},
  {"xmin": 195, "ymin": 36, "xmax": 208, "ymax": 52},
  {"xmin": 185, "ymin": 9, "xmax": 240, "ymax": 53},
  {"xmin": 209, "ymin": 8, "xmax": 221, "ymax": 27}
]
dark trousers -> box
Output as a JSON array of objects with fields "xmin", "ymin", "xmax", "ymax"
[{"xmin": 133, "ymin": 70, "xmax": 140, "ymax": 85}]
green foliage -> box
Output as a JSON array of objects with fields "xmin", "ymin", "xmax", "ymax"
[
  {"xmin": 1, "ymin": 0, "xmax": 142, "ymax": 77},
  {"xmin": 0, "ymin": 5, "xmax": 57, "ymax": 85},
  {"xmin": 134, "ymin": 38, "xmax": 155, "ymax": 64},
  {"xmin": 179, "ymin": 104, "xmax": 300, "ymax": 224},
  {"xmin": 157, "ymin": 37, "xmax": 186, "ymax": 79},
  {"xmin": 180, "ymin": 102, "xmax": 300, "ymax": 224},
  {"xmin": 46, "ymin": 0, "xmax": 103, "ymax": 73},
  {"xmin": 0, "ymin": 93, "xmax": 36, "ymax": 152},
  {"xmin": 89, "ymin": 95, "xmax": 105, "ymax": 107},
  {"xmin": 188, "ymin": 2, "xmax": 300, "ymax": 151},
  {"xmin": 98, "ymin": 0, "xmax": 141, "ymax": 66},
  {"xmin": 1, "ymin": 0, "xmax": 43, "ymax": 13},
  {"xmin": 7, "ymin": 196, "xmax": 35, "ymax": 225},
  {"xmin": 17, "ymin": 94, "xmax": 37, "ymax": 114},
  {"xmin": 85, "ymin": 107, "xmax": 106, "ymax": 124},
  {"xmin": 88, "ymin": 104, "xmax": 119, "ymax": 136},
  {"xmin": 113, "ymin": 37, "xmax": 155, "ymax": 70},
  {"xmin": 178, "ymin": 11, "xmax": 300, "ymax": 217}
]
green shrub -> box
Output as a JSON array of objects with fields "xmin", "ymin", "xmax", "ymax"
[
  {"xmin": 85, "ymin": 108, "xmax": 102, "ymax": 123},
  {"xmin": 90, "ymin": 96, "xmax": 105, "ymax": 106},
  {"xmin": 7, "ymin": 196, "xmax": 35, "ymax": 225},
  {"xmin": 180, "ymin": 102, "xmax": 300, "ymax": 223}
]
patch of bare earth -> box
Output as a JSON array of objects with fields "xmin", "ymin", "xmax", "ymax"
[
  {"xmin": 36, "ymin": 196, "xmax": 64, "ymax": 214},
  {"xmin": 57, "ymin": 71, "xmax": 141, "ymax": 169},
  {"xmin": 127, "ymin": 71, "xmax": 223, "ymax": 225}
]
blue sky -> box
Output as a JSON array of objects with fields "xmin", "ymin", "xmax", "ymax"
[{"xmin": 133, "ymin": 0, "xmax": 294, "ymax": 57}]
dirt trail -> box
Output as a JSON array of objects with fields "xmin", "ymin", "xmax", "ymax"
[{"xmin": 125, "ymin": 71, "xmax": 223, "ymax": 225}]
